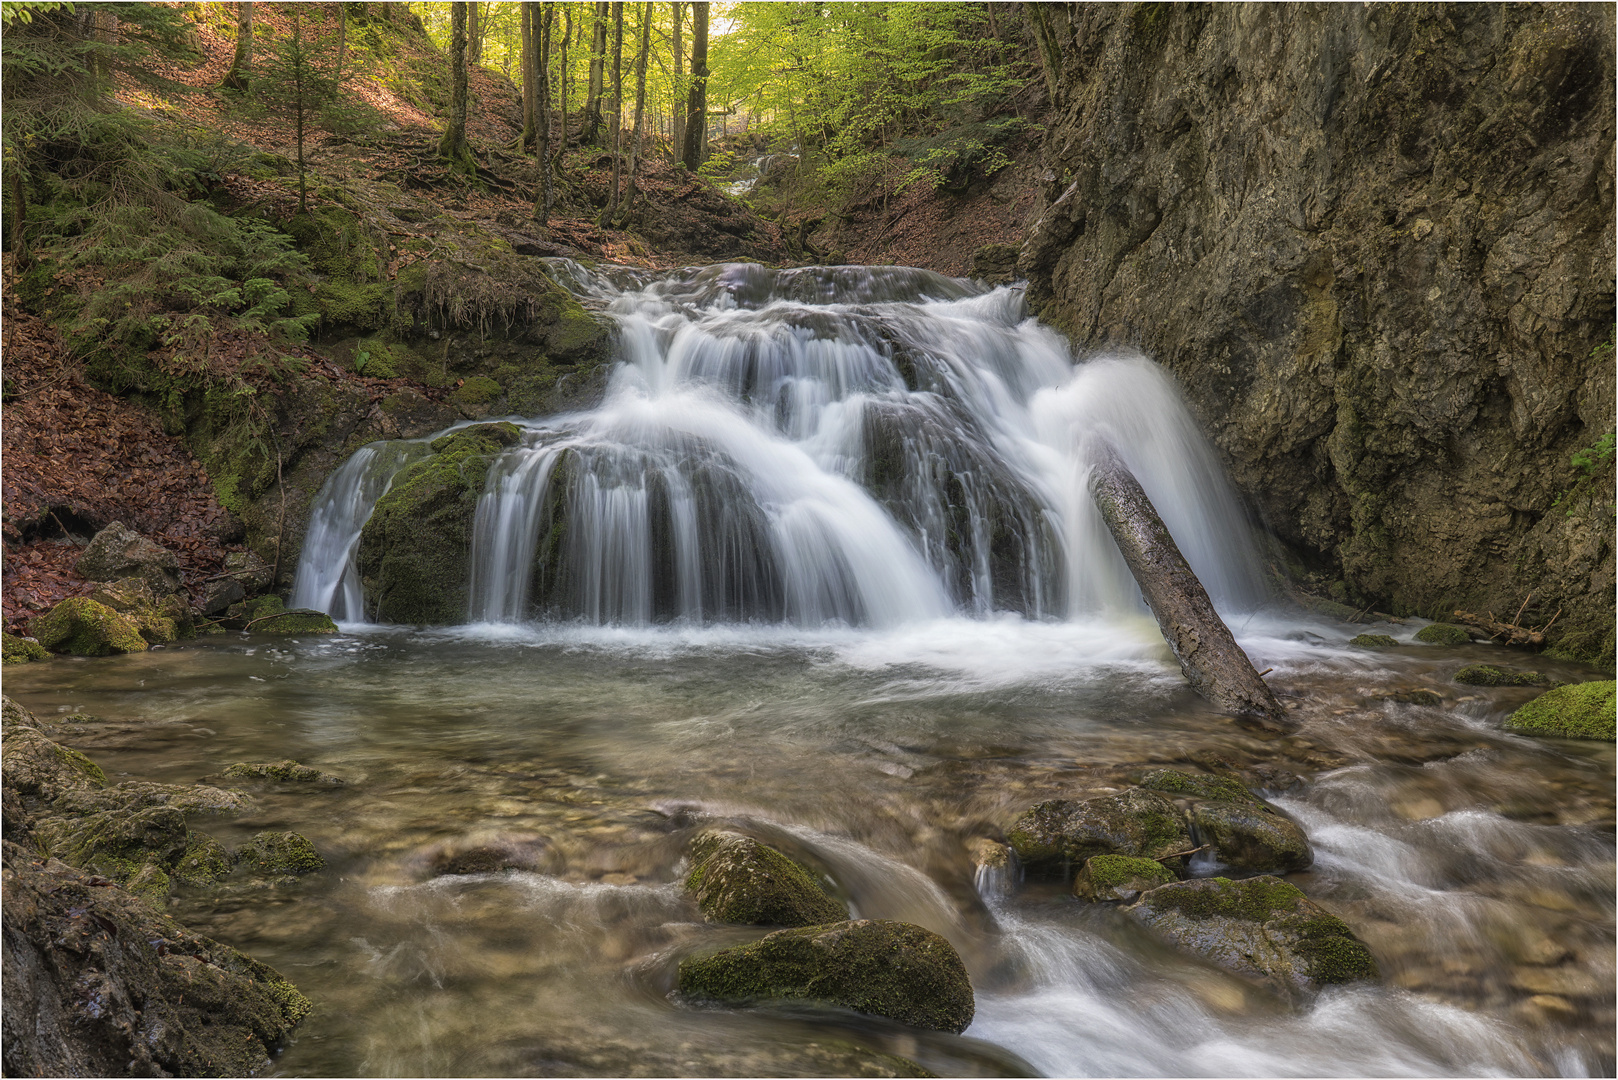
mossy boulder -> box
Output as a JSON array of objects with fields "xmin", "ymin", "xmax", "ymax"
[
  {"xmin": 172, "ymin": 833, "xmax": 235, "ymax": 887},
  {"xmin": 2, "ymin": 633, "xmax": 49, "ymax": 664},
  {"xmin": 30, "ymin": 597, "xmax": 149, "ymax": 656},
  {"xmin": 1126, "ymin": 876, "xmax": 1379, "ymax": 1002},
  {"xmin": 355, "ymin": 422, "xmax": 523, "ymax": 623},
  {"xmin": 223, "ymin": 759, "xmax": 349, "ymax": 785},
  {"xmin": 677, "ymin": 919, "xmax": 974, "ymax": 1033},
  {"xmin": 235, "ymin": 831, "xmax": 325, "ymax": 875},
  {"xmin": 1414, "ymin": 622, "xmax": 1473, "ymax": 646},
  {"xmin": 1349, "ymin": 633, "xmax": 1399, "ymax": 647},
  {"xmin": 234, "ymin": 597, "xmax": 339, "ymax": 635},
  {"xmin": 1137, "ymin": 769, "xmax": 1255, "ymax": 804},
  {"xmin": 1137, "ymin": 769, "xmax": 1312, "ymax": 874},
  {"xmin": 87, "ymin": 578, "xmax": 192, "ymax": 643},
  {"xmin": 35, "ymin": 806, "xmax": 192, "ymax": 902},
  {"xmin": 684, "ymin": 831, "xmax": 847, "ymax": 926},
  {"xmin": 1072, "ymin": 854, "xmax": 1175, "ymax": 902},
  {"xmin": 1, "ymin": 726, "xmax": 108, "ymax": 801},
  {"xmin": 1505, "ymin": 681, "xmax": 1616, "ymax": 741},
  {"xmin": 1454, "ymin": 664, "xmax": 1547, "ymax": 687},
  {"xmin": 73, "ymin": 522, "xmax": 182, "ymax": 594},
  {"xmin": 50, "ymin": 781, "xmax": 252, "ymax": 819},
  {"xmin": 450, "ymin": 375, "xmax": 504, "ymax": 411},
  {"xmin": 1006, "ymin": 788, "xmax": 1192, "ymax": 876}
]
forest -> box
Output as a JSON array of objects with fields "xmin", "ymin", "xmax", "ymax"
[{"xmin": 1, "ymin": 4, "xmax": 1613, "ymax": 1079}]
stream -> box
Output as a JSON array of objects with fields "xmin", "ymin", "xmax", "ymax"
[{"xmin": 6, "ymin": 261, "xmax": 1611, "ymax": 1077}]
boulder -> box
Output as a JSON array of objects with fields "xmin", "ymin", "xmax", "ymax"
[
  {"xmin": 201, "ymin": 575, "xmax": 246, "ymax": 616},
  {"xmin": 29, "ymin": 597, "xmax": 148, "ymax": 656},
  {"xmin": 235, "ymin": 831, "xmax": 325, "ymax": 875},
  {"xmin": 1126, "ymin": 876, "xmax": 1379, "ymax": 1001},
  {"xmin": 172, "ymin": 833, "xmax": 235, "ymax": 887},
  {"xmin": 1, "ymin": 841, "xmax": 310, "ymax": 1078},
  {"xmin": 1, "ymin": 726, "xmax": 107, "ymax": 802},
  {"xmin": 73, "ymin": 523, "xmax": 182, "ymax": 594},
  {"xmin": 1139, "ymin": 769, "xmax": 1314, "ymax": 874},
  {"xmin": 87, "ymin": 577, "xmax": 191, "ymax": 643},
  {"xmin": 1007, "ymin": 788, "xmax": 1192, "ymax": 874},
  {"xmin": 1349, "ymin": 633, "xmax": 1398, "ymax": 647},
  {"xmin": 1454, "ymin": 664, "xmax": 1547, "ymax": 688},
  {"xmin": 49, "ymin": 781, "xmax": 253, "ymax": 819},
  {"xmin": 1414, "ymin": 623, "xmax": 1472, "ymax": 646},
  {"xmin": 34, "ymin": 806, "xmax": 192, "ymax": 903},
  {"xmin": 685, "ymin": 831, "xmax": 847, "ymax": 926},
  {"xmin": 1505, "ymin": 681, "xmax": 1616, "ymax": 741},
  {"xmin": 226, "ymin": 596, "xmax": 339, "ymax": 634},
  {"xmin": 222, "ymin": 549, "xmax": 274, "ymax": 592},
  {"xmin": 224, "ymin": 759, "xmax": 348, "ymax": 785},
  {"xmin": 677, "ymin": 919, "xmax": 974, "ymax": 1033},
  {"xmin": 1072, "ymin": 854, "xmax": 1175, "ymax": 902},
  {"xmin": 1, "ymin": 633, "xmax": 48, "ymax": 664}
]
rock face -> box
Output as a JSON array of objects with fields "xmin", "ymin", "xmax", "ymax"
[
  {"xmin": 356, "ymin": 422, "xmax": 524, "ymax": 623},
  {"xmin": 1126, "ymin": 876, "xmax": 1379, "ymax": 1001},
  {"xmin": 74, "ymin": 522, "xmax": 182, "ymax": 593},
  {"xmin": 685, "ymin": 831, "xmax": 848, "ymax": 926},
  {"xmin": 1007, "ymin": 788, "xmax": 1192, "ymax": 874},
  {"xmin": 677, "ymin": 919, "xmax": 975, "ymax": 1033},
  {"xmin": 1021, "ymin": 4, "xmax": 1616, "ymax": 668},
  {"xmin": 1505, "ymin": 680, "xmax": 1616, "ymax": 740}
]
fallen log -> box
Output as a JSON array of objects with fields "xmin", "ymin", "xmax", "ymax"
[
  {"xmin": 1088, "ymin": 441, "xmax": 1290, "ymax": 729},
  {"xmin": 1451, "ymin": 608, "xmax": 1552, "ymax": 648}
]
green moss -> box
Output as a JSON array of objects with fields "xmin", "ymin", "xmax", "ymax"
[
  {"xmin": 450, "ymin": 375, "xmax": 504, "ymax": 407},
  {"xmin": 1454, "ymin": 664, "xmax": 1546, "ymax": 687},
  {"xmin": 684, "ymin": 832, "xmax": 847, "ymax": 926},
  {"xmin": 2, "ymin": 633, "xmax": 49, "ymax": 664},
  {"xmin": 1291, "ymin": 914, "xmax": 1381, "ymax": 984},
  {"xmin": 236, "ymin": 830, "xmax": 326, "ymax": 875},
  {"xmin": 54, "ymin": 744, "xmax": 109, "ymax": 787},
  {"xmin": 314, "ymin": 280, "xmax": 391, "ymax": 329},
  {"xmin": 173, "ymin": 832, "xmax": 235, "ymax": 886},
  {"xmin": 1148, "ymin": 875, "xmax": 1298, "ymax": 921},
  {"xmin": 224, "ymin": 759, "xmax": 346, "ymax": 784},
  {"xmin": 254, "ymin": 610, "xmax": 339, "ymax": 634},
  {"xmin": 220, "ymin": 947, "xmax": 315, "ymax": 1026},
  {"xmin": 31, "ymin": 597, "xmax": 149, "ymax": 656},
  {"xmin": 1138, "ymin": 769, "xmax": 1255, "ymax": 804},
  {"xmin": 1074, "ymin": 854, "xmax": 1176, "ymax": 901},
  {"xmin": 1349, "ymin": 633, "xmax": 1399, "ymax": 647},
  {"xmin": 1505, "ymin": 681, "xmax": 1616, "ymax": 741},
  {"xmin": 1414, "ymin": 622, "xmax": 1472, "ymax": 646}
]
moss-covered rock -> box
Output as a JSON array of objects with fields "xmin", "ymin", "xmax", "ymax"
[
  {"xmin": 73, "ymin": 523, "xmax": 182, "ymax": 594},
  {"xmin": 684, "ymin": 831, "xmax": 847, "ymax": 926},
  {"xmin": 87, "ymin": 577, "xmax": 192, "ymax": 643},
  {"xmin": 235, "ymin": 831, "xmax": 326, "ymax": 875},
  {"xmin": 224, "ymin": 759, "xmax": 348, "ymax": 785},
  {"xmin": 1072, "ymin": 854, "xmax": 1175, "ymax": 902},
  {"xmin": 1381, "ymin": 688, "xmax": 1442, "ymax": 706},
  {"xmin": 1126, "ymin": 876, "xmax": 1379, "ymax": 1001},
  {"xmin": 1349, "ymin": 633, "xmax": 1399, "ymax": 648},
  {"xmin": 1, "ymin": 726, "xmax": 108, "ymax": 801},
  {"xmin": 2, "ymin": 633, "xmax": 49, "ymax": 664},
  {"xmin": 172, "ymin": 832, "xmax": 235, "ymax": 887},
  {"xmin": 50, "ymin": 781, "xmax": 252, "ymax": 819},
  {"xmin": 355, "ymin": 422, "xmax": 523, "ymax": 623},
  {"xmin": 1007, "ymin": 788, "xmax": 1192, "ymax": 876},
  {"xmin": 1505, "ymin": 681, "xmax": 1616, "ymax": 741},
  {"xmin": 1454, "ymin": 664, "xmax": 1547, "ymax": 687},
  {"xmin": 30, "ymin": 597, "xmax": 149, "ymax": 656},
  {"xmin": 450, "ymin": 375, "xmax": 504, "ymax": 409},
  {"xmin": 677, "ymin": 919, "xmax": 974, "ymax": 1033},
  {"xmin": 1137, "ymin": 769, "xmax": 1256, "ymax": 805},
  {"xmin": 250, "ymin": 606, "xmax": 340, "ymax": 634},
  {"xmin": 1414, "ymin": 622, "xmax": 1473, "ymax": 646},
  {"xmin": 35, "ymin": 805, "xmax": 192, "ymax": 901},
  {"xmin": 1136, "ymin": 769, "xmax": 1312, "ymax": 874}
]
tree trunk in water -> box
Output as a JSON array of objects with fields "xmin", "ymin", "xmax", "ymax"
[
  {"xmin": 438, "ymin": 2, "xmax": 474, "ymax": 172},
  {"xmin": 1087, "ymin": 441, "xmax": 1289, "ymax": 728},
  {"xmin": 620, "ymin": 1, "xmax": 651, "ymax": 222},
  {"xmin": 535, "ymin": 3, "xmax": 554, "ymax": 222},
  {"xmin": 680, "ymin": 1, "xmax": 708, "ymax": 170},
  {"xmin": 671, "ymin": 0, "xmax": 684, "ymax": 163},
  {"xmin": 519, "ymin": 3, "xmax": 536, "ymax": 148},
  {"xmin": 601, "ymin": 2, "xmax": 624, "ymax": 224},
  {"xmin": 222, "ymin": 1, "xmax": 253, "ymax": 90},
  {"xmin": 583, "ymin": 1, "xmax": 607, "ymax": 144}
]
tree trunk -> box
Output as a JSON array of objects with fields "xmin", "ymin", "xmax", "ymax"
[
  {"xmin": 535, "ymin": 3, "xmax": 554, "ymax": 222},
  {"xmin": 680, "ymin": 0, "xmax": 708, "ymax": 170},
  {"xmin": 468, "ymin": 1, "xmax": 482, "ymax": 65},
  {"xmin": 620, "ymin": 1, "xmax": 651, "ymax": 221},
  {"xmin": 437, "ymin": 2, "xmax": 474, "ymax": 171},
  {"xmin": 555, "ymin": 5, "xmax": 570, "ymax": 162},
  {"xmin": 601, "ymin": 2, "xmax": 624, "ymax": 223},
  {"xmin": 1025, "ymin": 2, "xmax": 1063, "ymax": 104},
  {"xmin": 292, "ymin": 8, "xmax": 308, "ymax": 212},
  {"xmin": 583, "ymin": 1, "xmax": 608, "ymax": 144},
  {"xmin": 1086, "ymin": 441, "xmax": 1290, "ymax": 729},
  {"xmin": 334, "ymin": 1, "xmax": 347, "ymax": 85},
  {"xmin": 671, "ymin": 0, "xmax": 684, "ymax": 163},
  {"xmin": 221, "ymin": 1, "xmax": 253, "ymax": 90},
  {"xmin": 519, "ymin": 3, "xmax": 536, "ymax": 148}
]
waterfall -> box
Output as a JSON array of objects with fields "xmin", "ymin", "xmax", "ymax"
[{"xmin": 293, "ymin": 261, "xmax": 1267, "ymax": 627}]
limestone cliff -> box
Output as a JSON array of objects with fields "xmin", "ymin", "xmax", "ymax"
[{"xmin": 1020, "ymin": 3, "xmax": 1615, "ymax": 664}]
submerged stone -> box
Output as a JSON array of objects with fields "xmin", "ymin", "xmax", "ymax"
[
  {"xmin": 677, "ymin": 919, "xmax": 974, "ymax": 1033},
  {"xmin": 235, "ymin": 831, "xmax": 326, "ymax": 875},
  {"xmin": 685, "ymin": 831, "xmax": 847, "ymax": 926},
  {"xmin": 1072, "ymin": 854, "xmax": 1175, "ymax": 902},
  {"xmin": 1505, "ymin": 681, "xmax": 1616, "ymax": 741},
  {"xmin": 224, "ymin": 759, "xmax": 348, "ymax": 785},
  {"xmin": 1414, "ymin": 623, "xmax": 1472, "ymax": 646},
  {"xmin": 1454, "ymin": 664, "xmax": 1547, "ymax": 688},
  {"xmin": 1349, "ymin": 633, "xmax": 1399, "ymax": 648},
  {"xmin": 1007, "ymin": 788, "xmax": 1192, "ymax": 875},
  {"xmin": 30, "ymin": 597, "xmax": 148, "ymax": 656},
  {"xmin": 1381, "ymin": 689, "xmax": 1443, "ymax": 706},
  {"xmin": 1126, "ymin": 876, "xmax": 1379, "ymax": 1001}
]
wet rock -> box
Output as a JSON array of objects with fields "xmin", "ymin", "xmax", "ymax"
[
  {"xmin": 685, "ymin": 830, "xmax": 847, "ymax": 926},
  {"xmin": 1349, "ymin": 633, "xmax": 1399, "ymax": 648},
  {"xmin": 677, "ymin": 919, "xmax": 974, "ymax": 1033},
  {"xmin": 1455, "ymin": 664, "xmax": 1548, "ymax": 687},
  {"xmin": 73, "ymin": 522, "xmax": 182, "ymax": 594},
  {"xmin": 172, "ymin": 833, "xmax": 235, "ymax": 887},
  {"xmin": 1506, "ymin": 681, "xmax": 1616, "ymax": 741},
  {"xmin": 419, "ymin": 834, "xmax": 553, "ymax": 876},
  {"xmin": 1006, "ymin": 788, "xmax": 1192, "ymax": 875},
  {"xmin": 1414, "ymin": 623, "xmax": 1473, "ymax": 646},
  {"xmin": 1126, "ymin": 876, "xmax": 1379, "ymax": 1002},
  {"xmin": 1072, "ymin": 854, "xmax": 1175, "ymax": 902},
  {"xmin": 234, "ymin": 831, "xmax": 325, "ymax": 875},
  {"xmin": 223, "ymin": 549, "xmax": 274, "ymax": 592},
  {"xmin": 1381, "ymin": 689, "xmax": 1443, "ymax": 706},
  {"xmin": 202, "ymin": 575, "xmax": 247, "ymax": 616},
  {"xmin": 29, "ymin": 597, "xmax": 148, "ymax": 656},
  {"xmin": 0, "ymin": 725, "xmax": 107, "ymax": 802},
  {"xmin": 1, "ymin": 632, "xmax": 48, "ymax": 664},
  {"xmin": 87, "ymin": 577, "xmax": 192, "ymax": 643},
  {"xmin": 970, "ymin": 242, "xmax": 1021, "ymax": 285},
  {"xmin": 224, "ymin": 759, "xmax": 349, "ymax": 785},
  {"xmin": 33, "ymin": 806, "xmax": 192, "ymax": 902},
  {"xmin": 228, "ymin": 596, "xmax": 339, "ymax": 634},
  {"xmin": 1137, "ymin": 769, "xmax": 1253, "ymax": 804},
  {"xmin": 50, "ymin": 780, "xmax": 253, "ymax": 818},
  {"xmin": 1138, "ymin": 769, "xmax": 1313, "ymax": 874},
  {"xmin": 1, "ymin": 840, "xmax": 310, "ymax": 1077}
]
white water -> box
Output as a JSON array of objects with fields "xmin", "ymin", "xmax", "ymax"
[{"xmin": 293, "ymin": 262, "xmax": 1266, "ymax": 629}]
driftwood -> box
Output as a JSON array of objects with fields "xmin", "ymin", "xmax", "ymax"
[
  {"xmin": 1452, "ymin": 606, "xmax": 1557, "ymax": 648},
  {"xmin": 1088, "ymin": 441, "xmax": 1290, "ymax": 729}
]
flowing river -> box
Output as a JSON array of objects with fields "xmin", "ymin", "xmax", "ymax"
[{"xmin": 6, "ymin": 264, "xmax": 1611, "ymax": 1077}]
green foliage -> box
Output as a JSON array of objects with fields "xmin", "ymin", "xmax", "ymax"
[{"xmin": 1571, "ymin": 432, "xmax": 1615, "ymax": 476}]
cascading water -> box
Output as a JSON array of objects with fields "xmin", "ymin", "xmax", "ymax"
[{"xmin": 293, "ymin": 261, "xmax": 1266, "ymax": 629}]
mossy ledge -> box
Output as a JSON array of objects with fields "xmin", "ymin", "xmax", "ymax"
[{"xmin": 1505, "ymin": 681, "xmax": 1616, "ymax": 741}]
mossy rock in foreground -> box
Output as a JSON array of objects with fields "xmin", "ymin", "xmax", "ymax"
[
  {"xmin": 1126, "ymin": 875, "xmax": 1378, "ymax": 1002},
  {"xmin": 30, "ymin": 597, "xmax": 148, "ymax": 656},
  {"xmin": 1349, "ymin": 633, "xmax": 1399, "ymax": 648},
  {"xmin": 1505, "ymin": 681, "xmax": 1616, "ymax": 741},
  {"xmin": 2, "ymin": 632, "xmax": 49, "ymax": 664},
  {"xmin": 235, "ymin": 831, "xmax": 326, "ymax": 875},
  {"xmin": 685, "ymin": 831, "xmax": 847, "ymax": 926},
  {"xmin": 677, "ymin": 919, "xmax": 974, "ymax": 1033},
  {"xmin": 1414, "ymin": 622, "xmax": 1472, "ymax": 646},
  {"xmin": 1454, "ymin": 664, "xmax": 1546, "ymax": 688},
  {"xmin": 1073, "ymin": 854, "xmax": 1175, "ymax": 902}
]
